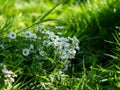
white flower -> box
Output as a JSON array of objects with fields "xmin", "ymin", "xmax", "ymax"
[
  {"xmin": 61, "ymin": 41, "xmax": 69, "ymax": 48},
  {"xmin": 39, "ymin": 50, "xmax": 47, "ymax": 56},
  {"xmin": 44, "ymin": 30, "xmax": 51, "ymax": 34},
  {"xmin": 7, "ymin": 32, "xmax": 16, "ymax": 39},
  {"xmin": 59, "ymin": 51, "xmax": 69, "ymax": 60},
  {"xmin": 68, "ymin": 49, "xmax": 76, "ymax": 59},
  {"xmin": 31, "ymin": 33, "xmax": 37, "ymax": 39},
  {"xmin": 72, "ymin": 36, "xmax": 79, "ymax": 45},
  {"xmin": 53, "ymin": 41, "xmax": 62, "ymax": 49},
  {"xmin": 22, "ymin": 48, "xmax": 30, "ymax": 56},
  {"xmin": 51, "ymin": 35, "xmax": 59, "ymax": 41},
  {"xmin": 23, "ymin": 31, "xmax": 32, "ymax": 38},
  {"xmin": 2, "ymin": 68, "xmax": 7, "ymax": 73},
  {"xmin": 29, "ymin": 44, "xmax": 34, "ymax": 52},
  {"xmin": 70, "ymin": 36, "xmax": 80, "ymax": 50},
  {"xmin": 59, "ymin": 37, "xmax": 69, "ymax": 42},
  {"xmin": 47, "ymin": 31, "xmax": 55, "ymax": 39},
  {"xmin": 0, "ymin": 44, "xmax": 4, "ymax": 49},
  {"xmin": 9, "ymin": 77, "xmax": 15, "ymax": 82},
  {"xmin": 69, "ymin": 49, "xmax": 76, "ymax": 55},
  {"xmin": 58, "ymin": 69, "xmax": 64, "ymax": 74},
  {"xmin": 55, "ymin": 26, "xmax": 64, "ymax": 29},
  {"xmin": 57, "ymin": 32, "xmax": 62, "ymax": 35},
  {"xmin": 43, "ymin": 40, "xmax": 52, "ymax": 47},
  {"xmin": 1, "ymin": 63, "xmax": 17, "ymax": 90},
  {"xmin": 113, "ymin": 8, "xmax": 116, "ymax": 13},
  {"xmin": 30, "ymin": 44, "xmax": 34, "ymax": 49},
  {"xmin": 21, "ymin": 31, "xmax": 26, "ymax": 34}
]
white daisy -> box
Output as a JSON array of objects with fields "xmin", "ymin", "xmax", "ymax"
[
  {"xmin": 22, "ymin": 48, "xmax": 30, "ymax": 56},
  {"xmin": 7, "ymin": 32, "xmax": 16, "ymax": 39},
  {"xmin": 29, "ymin": 44, "xmax": 34, "ymax": 52},
  {"xmin": 22, "ymin": 31, "xmax": 32, "ymax": 38}
]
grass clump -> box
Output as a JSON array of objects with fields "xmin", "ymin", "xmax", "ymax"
[{"xmin": 63, "ymin": 0, "xmax": 120, "ymax": 67}]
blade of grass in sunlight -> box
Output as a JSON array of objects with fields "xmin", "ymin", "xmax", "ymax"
[
  {"xmin": 38, "ymin": 2, "xmax": 63, "ymax": 21},
  {"xmin": 20, "ymin": 2, "xmax": 63, "ymax": 32},
  {"xmin": 0, "ymin": 19, "xmax": 14, "ymax": 37}
]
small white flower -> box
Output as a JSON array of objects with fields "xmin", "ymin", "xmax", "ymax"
[
  {"xmin": 5, "ymin": 74, "xmax": 11, "ymax": 78},
  {"xmin": 9, "ymin": 77, "xmax": 15, "ymax": 82},
  {"xmin": 32, "ymin": 33, "xmax": 37, "ymax": 39},
  {"xmin": 69, "ymin": 49, "xmax": 76, "ymax": 55},
  {"xmin": 29, "ymin": 44, "xmax": 34, "ymax": 52},
  {"xmin": 48, "ymin": 32, "xmax": 55, "ymax": 39},
  {"xmin": 70, "ymin": 36, "xmax": 80, "ymax": 50},
  {"xmin": 7, "ymin": 32, "xmax": 16, "ymax": 39},
  {"xmin": 57, "ymin": 32, "xmax": 62, "ymax": 35},
  {"xmin": 61, "ymin": 41, "xmax": 69, "ymax": 48},
  {"xmin": 59, "ymin": 51, "xmax": 69, "ymax": 60},
  {"xmin": 43, "ymin": 40, "xmax": 52, "ymax": 47},
  {"xmin": 23, "ymin": 31, "xmax": 32, "ymax": 38},
  {"xmin": 44, "ymin": 30, "xmax": 51, "ymax": 34},
  {"xmin": 21, "ymin": 31, "xmax": 26, "ymax": 34},
  {"xmin": 55, "ymin": 26, "xmax": 64, "ymax": 29},
  {"xmin": 39, "ymin": 50, "xmax": 47, "ymax": 56},
  {"xmin": 68, "ymin": 49, "xmax": 76, "ymax": 59},
  {"xmin": 1, "ymin": 63, "xmax": 17, "ymax": 90},
  {"xmin": 0, "ymin": 44, "xmax": 4, "ymax": 49},
  {"xmin": 58, "ymin": 69, "xmax": 64, "ymax": 74},
  {"xmin": 59, "ymin": 37, "xmax": 69, "ymax": 42},
  {"xmin": 53, "ymin": 41, "xmax": 60, "ymax": 46},
  {"xmin": 51, "ymin": 35, "xmax": 59, "ymax": 41},
  {"xmin": 22, "ymin": 48, "xmax": 30, "ymax": 56},
  {"xmin": 13, "ymin": 74, "xmax": 17, "ymax": 77},
  {"xmin": 113, "ymin": 8, "xmax": 116, "ymax": 13}
]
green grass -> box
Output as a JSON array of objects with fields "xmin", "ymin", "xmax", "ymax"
[
  {"xmin": 63, "ymin": 0, "xmax": 120, "ymax": 66},
  {"xmin": 0, "ymin": 0, "xmax": 120, "ymax": 90}
]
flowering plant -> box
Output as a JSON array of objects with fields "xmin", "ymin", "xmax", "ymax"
[{"xmin": 0, "ymin": 23, "xmax": 80, "ymax": 89}]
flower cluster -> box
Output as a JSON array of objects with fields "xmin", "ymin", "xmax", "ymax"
[
  {"xmin": 41, "ymin": 30, "xmax": 79, "ymax": 59},
  {"xmin": 14, "ymin": 27, "xmax": 80, "ymax": 71},
  {"xmin": 39, "ymin": 29, "xmax": 80, "ymax": 71},
  {"xmin": 0, "ymin": 63, "xmax": 17, "ymax": 90},
  {"xmin": 22, "ymin": 31, "xmax": 37, "ymax": 39},
  {"xmin": 0, "ymin": 25, "xmax": 80, "ymax": 90},
  {"xmin": 4, "ymin": 26, "xmax": 80, "ymax": 72}
]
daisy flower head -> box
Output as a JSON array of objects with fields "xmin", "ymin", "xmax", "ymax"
[
  {"xmin": 22, "ymin": 48, "xmax": 30, "ymax": 56},
  {"xmin": 29, "ymin": 44, "xmax": 34, "ymax": 52},
  {"xmin": 7, "ymin": 32, "xmax": 16, "ymax": 39},
  {"xmin": 22, "ymin": 31, "xmax": 32, "ymax": 38}
]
